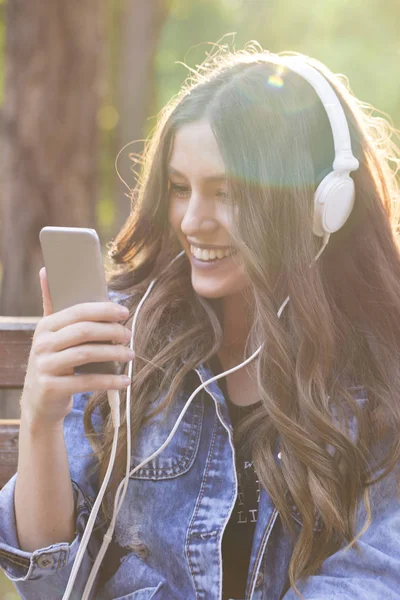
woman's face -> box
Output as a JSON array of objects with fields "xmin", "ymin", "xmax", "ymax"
[{"xmin": 168, "ymin": 119, "xmax": 250, "ymax": 300}]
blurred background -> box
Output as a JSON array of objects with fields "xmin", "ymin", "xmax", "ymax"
[{"xmin": 0, "ymin": 0, "xmax": 399, "ymax": 596}]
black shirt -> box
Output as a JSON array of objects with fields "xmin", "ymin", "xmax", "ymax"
[{"xmin": 210, "ymin": 357, "xmax": 262, "ymax": 600}]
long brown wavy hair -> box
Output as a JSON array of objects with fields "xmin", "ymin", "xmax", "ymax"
[{"xmin": 83, "ymin": 43, "xmax": 400, "ymax": 596}]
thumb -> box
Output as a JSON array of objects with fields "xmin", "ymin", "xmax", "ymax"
[{"xmin": 39, "ymin": 267, "xmax": 54, "ymax": 317}]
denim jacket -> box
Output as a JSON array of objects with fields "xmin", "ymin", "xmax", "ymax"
[{"xmin": 1, "ymin": 294, "xmax": 399, "ymax": 600}]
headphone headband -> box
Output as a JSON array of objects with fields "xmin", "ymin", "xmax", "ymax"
[
  {"xmin": 264, "ymin": 56, "xmax": 360, "ymax": 238},
  {"xmin": 278, "ymin": 56, "xmax": 359, "ymax": 173}
]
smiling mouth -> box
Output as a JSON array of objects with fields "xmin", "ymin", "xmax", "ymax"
[{"xmin": 190, "ymin": 244, "xmax": 237, "ymax": 261}]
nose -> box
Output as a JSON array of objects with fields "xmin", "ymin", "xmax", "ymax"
[{"xmin": 180, "ymin": 192, "xmax": 218, "ymax": 237}]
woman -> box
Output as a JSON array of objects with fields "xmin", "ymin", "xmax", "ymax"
[{"xmin": 1, "ymin": 44, "xmax": 399, "ymax": 600}]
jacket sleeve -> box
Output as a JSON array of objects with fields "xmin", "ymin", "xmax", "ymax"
[
  {"xmin": 0, "ymin": 391, "xmax": 105, "ymax": 600},
  {"xmin": 0, "ymin": 288, "xmax": 131, "ymax": 599},
  {"xmin": 283, "ymin": 455, "xmax": 400, "ymax": 600}
]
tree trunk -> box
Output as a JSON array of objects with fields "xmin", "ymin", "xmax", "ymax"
[
  {"xmin": 0, "ymin": 0, "xmax": 104, "ymax": 317},
  {"xmin": 0, "ymin": 0, "xmax": 103, "ymax": 418},
  {"xmin": 112, "ymin": 0, "xmax": 168, "ymax": 237}
]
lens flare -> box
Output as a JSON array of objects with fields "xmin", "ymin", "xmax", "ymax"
[
  {"xmin": 267, "ymin": 65, "xmax": 285, "ymax": 88},
  {"xmin": 267, "ymin": 75, "xmax": 284, "ymax": 88}
]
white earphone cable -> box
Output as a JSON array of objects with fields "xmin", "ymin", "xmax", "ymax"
[{"xmin": 66, "ymin": 239, "xmax": 328, "ymax": 599}]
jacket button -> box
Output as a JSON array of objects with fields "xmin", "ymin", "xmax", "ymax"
[
  {"xmin": 255, "ymin": 571, "xmax": 264, "ymax": 588},
  {"xmin": 37, "ymin": 554, "xmax": 55, "ymax": 569}
]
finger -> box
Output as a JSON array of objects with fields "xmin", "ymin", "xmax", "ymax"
[
  {"xmin": 41, "ymin": 301, "xmax": 130, "ymax": 333},
  {"xmin": 46, "ymin": 343, "xmax": 134, "ymax": 374},
  {"xmin": 39, "ymin": 267, "xmax": 54, "ymax": 317},
  {"xmin": 44, "ymin": 373, "xmax": 131, "ymax": 395},
  {"xmin": 49, "ymin": 321, "xmax": 131, "ymax": 353}
]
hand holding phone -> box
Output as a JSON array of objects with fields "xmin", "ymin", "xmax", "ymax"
[
  {"xmin": 19, "ymin": 227, "xmax": 133, "ymax": 427},
  {"xmin": 39, "ymin": 226, "xmax": 125, "ymax": 376}
]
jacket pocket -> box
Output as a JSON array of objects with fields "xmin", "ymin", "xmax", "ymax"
[
  {"xmin": 112, "ymin": 584, "xmax": 162, "ymax": 599},
  {"xmin": 129, "ymin": 390, "xmax": 204, "ymax": 480}
]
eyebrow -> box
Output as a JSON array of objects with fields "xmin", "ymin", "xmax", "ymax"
[{"xmin": 167, "ymin": 166, "xmax": 227, "ymax": 183}]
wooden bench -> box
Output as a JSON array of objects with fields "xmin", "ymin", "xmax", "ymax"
[{"xmin": 0, "ymin": 317, "xmax": 40, "ymax": 488}]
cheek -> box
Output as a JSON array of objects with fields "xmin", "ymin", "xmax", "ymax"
[
  {"xmin": 169, "ymin": 199, "xmax": 189, "ymax": 238},
  {"xmin": 218, "ymin": 211, "xmax": 236, "ymax": 237},
  {"xmin": 168, "ymin": 200, "xmax": 180, "ymax": 231},
  {"xmin": 217, "ymin": 202, "xmax": 238, "ymax": 224}
]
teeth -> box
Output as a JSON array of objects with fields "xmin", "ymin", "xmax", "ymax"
[{"xmin": 190, "ymin": 245, "xmax": 233, "ymax": 261}]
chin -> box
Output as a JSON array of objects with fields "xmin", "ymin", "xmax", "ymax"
[
  {"xmin": 193, "ymin": 287, "xmax": 227, "ymax": 299},
  {"xmin": 191, "ymin": 274, "xmax": 249, "ymax": 300}
]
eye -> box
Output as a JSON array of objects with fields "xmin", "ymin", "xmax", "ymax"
[
  {"xmin": 169, "ymin": 183, "xmax": 190, "ymax": 198},
  {"xmin": 168, "ymin": 182, "xmax": 229, "ymax": 202},
  {"xmin": 216, "ymin": 190, "xmax": 229, "ymax": 201}
]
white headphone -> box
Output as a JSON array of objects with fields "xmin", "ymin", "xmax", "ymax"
[{"xmin": 278, "ymin": 56, "xmax": 359, "ymax": 237}]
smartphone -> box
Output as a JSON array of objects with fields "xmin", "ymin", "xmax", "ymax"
[{"xmin": 39, "ymin": 226, "xmax": 122, "ymax": 376}]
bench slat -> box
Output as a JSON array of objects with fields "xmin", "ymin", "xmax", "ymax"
[
  {"xmin": 0, "ymin": 319, "xmax": 38, "ymax": 487},
  {"xmin": 0, "ymin": 318, "xmax": 38, "ymax": 388},
  {"xmin": 0, "ymin": 420, "xmax": 20, "ymax": 487}
]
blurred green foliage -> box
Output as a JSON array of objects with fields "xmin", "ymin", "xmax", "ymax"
[
  {"xmin": 99, "ymin": 0, "xmax": 400, "ymax": 230},
  {"xmin": 156, "ymin": 0, "xmax": 400, "ymax": 125},
  {"xmin": 0, "ymin": 575, "xmax": 19, "ymax": 599}
]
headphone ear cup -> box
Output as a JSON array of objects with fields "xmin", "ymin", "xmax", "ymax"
[{"xmin": 313, "ymin": 171, "xmax": 355, "ymax": 237}]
